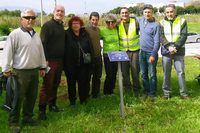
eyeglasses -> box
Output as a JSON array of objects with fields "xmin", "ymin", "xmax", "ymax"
[
  {"xmin": 22, "ymin": 16, "xmax": 36, "ymax": 20},
  {"xmin": 106, "ymin": 21, "xmax": 116, "ymax": 24}
]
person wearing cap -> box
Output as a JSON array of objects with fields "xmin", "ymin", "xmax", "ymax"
[
  {"xmin": 85, "ymin": 12, "xmax": 102, "ymax": 98},
  {"xmin": 137, "ymin": 4, "xmax": 160, "ymax": 102},
  {"xmin": 160, "ymin": 4, "xmax": 190, "ymax": 100},
  {"xmin": 117, "ymin": 7, "xmax": 141, "ymax": 96},
  {"xmin": 2, "ymin": 9, "xmax": 46, "ymax": 132}
]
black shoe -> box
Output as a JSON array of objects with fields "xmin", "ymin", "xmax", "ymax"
[
  {"xmin": 22, "ymin": 119, "xmax": 40, "ymax": 126},
  {"xmin": 49, "ymin": 105, "xmax": 63, "ymax": 112},
  {"xmin": 38, "ymin": 111, "xmax": 47, "ymax": 120}
]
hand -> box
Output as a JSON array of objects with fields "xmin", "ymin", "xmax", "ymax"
[
  {"xmin": 194, "ymin": 54, "xmax": 200, "ymax": 59},
  {"xmin": 46, "ymin": 61, "xmax": 49, "ymax": 67},
  {"xmin": 40, "ymin": 70, "xmax": 46, "ymax": 77},
  {"xmin": 168, "ymin": 46, "xmax": 177, "ymax": 53},
  {"xmin": 3, "ymin": 71, "xmax": 11, "ymax": 77},
  {"xmin": 169, "ymin": 51, "xmax": 175, "ymax": 55},
  {"xmin": 149, "ymin": 56, "xmax": 155, "ymax": 63}
]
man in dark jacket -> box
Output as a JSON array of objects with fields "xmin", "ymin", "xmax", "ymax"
[
  {"xmin": 160, "ymin": 4, "xmax": 190, "ymax": 100},
  {"xmin": 38, "ymin": 5, "xmax": 65, "ymax": 120}
]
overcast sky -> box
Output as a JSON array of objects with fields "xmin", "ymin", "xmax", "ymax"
[{"xmin": 1, "ymin": 0, "xmax": 191, "ymax": 14}]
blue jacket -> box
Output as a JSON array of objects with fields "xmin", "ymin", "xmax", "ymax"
[{"xmin": 137, "ymin": 17, "xmax": 160, "ymax": 57}]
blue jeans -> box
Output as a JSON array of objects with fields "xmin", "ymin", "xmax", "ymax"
[{"xmin": 139, "ymin": 50, "xmax": 158, "ymax": 96}]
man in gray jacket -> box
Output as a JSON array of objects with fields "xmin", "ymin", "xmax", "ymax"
[
  {"xmin": 2, "ymin": 9, "xmax": 46, "ymax": 133},
  {"xmin": 160, "ymin": 4, "xmax": 190, "ymax": 100}
]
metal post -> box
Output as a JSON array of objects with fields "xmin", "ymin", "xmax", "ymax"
[
  {"xmin": 40, "ymin": 0, "xmax": 43, "ymax": 27},
  {"xmin": 118, "ymin": 61, "xmax": 125, "ymax": 119}
]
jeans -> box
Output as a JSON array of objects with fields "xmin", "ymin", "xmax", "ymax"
[
  {"xmin": 162, "ymin": 55, "xmax": 187, "ymax": 96},
  {"xmin": 139, "ymin": 50, "xmax": 158, "ymax": 96},
  {"xmin": 103, "ymin": 54, "xmax": 118, "ymax": 95}
]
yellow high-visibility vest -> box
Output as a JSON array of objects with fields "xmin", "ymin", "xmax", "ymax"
[
  {"xmin": 118, "ymin": 18, "xmax": 140, "ymax": 51},
  {"xmin": 160, "ymin": 16, "xmax": 185, "ymax": 42}
]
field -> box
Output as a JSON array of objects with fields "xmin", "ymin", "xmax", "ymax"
[{"xmin": 0, "ymin": 16, "xmax": 200, "ymax": 133}]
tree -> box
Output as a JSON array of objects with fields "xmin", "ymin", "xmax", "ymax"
[
  {"xmin": 67, "ymin": 13, "xmax": 75, "ymax": 18},
  {"xmin": 153, "ymin": 7, "xmax": 158, "ymax": 14},
  {"xmin": 159, "ymin": 6, "xmax": 165, "ymax": 13},
  {"xmin": 176, "ymin": 6, "xmax": 185, "ymax": 15},
  {"xmin": 0, "ymin": 23, "xmax": 11, "ymax": 36},
  {"xmin": 185, "ymin": 5, "xmax": 197, "ymax": 14}
]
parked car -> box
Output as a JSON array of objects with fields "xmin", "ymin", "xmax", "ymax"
[
  {"xmin": 0, "ymin": 36, "xmax": 8, "ymax": 50},
  {"xmin": 186, "ymin": 32, "xmax": 200, "ymax": 43}
]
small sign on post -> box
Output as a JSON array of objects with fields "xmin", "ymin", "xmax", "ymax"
[{"xmin": 107, "ymin": 51, "xmax": 129, "ymax": 119}]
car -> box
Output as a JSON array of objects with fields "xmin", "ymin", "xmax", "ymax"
[
  {"xmin": 0, "ymin": 36, "xmax": 8, "ymax": 50},
  {"xmin": 186, "ymin": 32, "xmax": 200, "ymax": 43}
]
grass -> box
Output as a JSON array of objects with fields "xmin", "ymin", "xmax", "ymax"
[{"xmin": 0, "ymin": 56, "xmax": 200, "ymax": 133}]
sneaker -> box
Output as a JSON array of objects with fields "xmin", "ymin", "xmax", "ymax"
[
  {"xmin": 22, "ymin": 119, "xmax": 40, "ymax": 126},
  {"xmin": 150, "ymin": 96, "xmax": 155, "ymax": 102},
  {"xmin": 9, "ymin": 125, "xmax": 21, "ymax": 133},
  {"xmin": 161, "ymin": 95, "xmax": 171, "ymax": 100},
  {"xmin": 38, "ymin": 111, "xmax": 47, "ymax": 120},
  {"xmin": 181, "ymin": 96, "xmax": 191, "ymax": 100},
  {"xmin": 109, "ymin": 93, "xmax": 116, "ymax": 97},
  {"xmin": 49, "ymin": 105, "xmax": 63, "ymax": 112},
  {"xmin": 141, "ymin": 94, "xmax": 148, "ymax": 99}
]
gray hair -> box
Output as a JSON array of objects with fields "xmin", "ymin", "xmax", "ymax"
[
  {"xmin": 165, "ymin": 4, "xmax": 176, "ymax": 12},
  {"xmin": 21, "ymin": 9, "xmax": 35, "ymax": 17},
  {"xmin": 105, "ymin": 14, "xmax": 117, "ymax": 22}
]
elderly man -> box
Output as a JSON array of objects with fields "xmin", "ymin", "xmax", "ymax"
[
  {"xmin": 2, "ymin": 9, "xmax": 46, "ymax": 132},
  {"xmin": 160, "ymin": 4, "xmax": 190, "ymax": 100},
  {"xmin": 85, "ymin": 12, "xmax": 102, "ymax": 98},
  {"xmin": 138, "ymin": 4, "xmax": 160, "ymax": 101},
  {"xmin": 117, "ymin": 7, "xmax": 141, "ymax": 96},
  {"xmin": 38, "ymin": 5, "xmax": 65, "ymax": 120}
]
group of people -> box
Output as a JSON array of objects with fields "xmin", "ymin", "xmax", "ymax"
[{"xmin": 1, "ymin": 3, "xmax": 191, "ymax": 133}]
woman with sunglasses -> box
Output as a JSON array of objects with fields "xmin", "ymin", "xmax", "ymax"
[
  {"xmin": 63, "ymin": 16, "xmax": 94, "ymax": 106},
  {"xmin": 100, "ymin": 14, "xmax": 119, "ymax": 96}
]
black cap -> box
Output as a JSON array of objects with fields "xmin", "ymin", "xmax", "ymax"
[{"xmin": 143, "ymin": 4, "xmax": 153, "ymax": 10}]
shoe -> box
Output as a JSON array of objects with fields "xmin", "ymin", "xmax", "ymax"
[
  {"xmin": 181, "ymin": 96, "xmax": 191, "ymax": 100},
  {"xmin": 9, "ymin": 125, "xmax": 21, "ymax": 133},
  {"xmin": 161, "ymin": 95, "xmax": 171, "ymax": 100},
  {"xmin": 150, "ymin": 96, "xmax": 155, "ymax": 102},
  {"xmin": 141, "ymin": 94, "xmax": 148, "ymax": 99},
  {"xmin": 22, "ymin": 119, "xmax": 40, "ymax": 126},
  {"xmin": 108, "ymin": 93, "xmax": 116, "ymax": 97},
  {"xmin": 49, "ymin": 105, "xmax": 63, "ymax": 112},
  {"xmin": 38, "ymin": 111, "xmax": 47, "ymax": 120}
]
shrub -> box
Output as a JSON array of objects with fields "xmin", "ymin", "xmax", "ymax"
[{"xmin": 0, "ymin": 23, "xmax": 11, "ymax": 36}]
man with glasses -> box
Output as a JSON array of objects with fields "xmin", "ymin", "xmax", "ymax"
[
  {"xmin": 38, "ymin": 5, "xmax": 65, "ymax": 120},
  {"xmin": 2, "ymin": 9, "xmax": 46, "ymax": 132},
  {"xmin": 117, "ymin": 7, "xmax": 141, "ymax": 96},
  {"xmin": 137, "ymin": 4, "xmax": 160, "ymax": 102},
  {"xmin": 160, "ymin": 4, "xmax": 190, "ymax": 100}
]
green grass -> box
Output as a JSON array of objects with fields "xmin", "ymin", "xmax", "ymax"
[{"xmin": 0, "ymin": 56, "xmax": 200, "ymax": 133}]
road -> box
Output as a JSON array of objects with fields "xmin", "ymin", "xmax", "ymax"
[{"xmin": 0, "ymin": 43, "xmax": 200, "ymax": 67}]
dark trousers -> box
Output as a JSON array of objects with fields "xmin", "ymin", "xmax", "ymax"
[
  {"xmin": 8, "ymin": 69, "xmax": 38, "ymax": 126},
  {"xmin": 38, "ymin": 60, "xmax": 63, "ymax": 106},
  {"xmin": 103, "ymin": 54, "xmax": 118, "ymax": 95},
  {"xmin": 86, "ymin": 56, "xmax": 102, "ymax": 98},
  {"xmin": 121, "ymin": 51, "xmax": 141, "ymax": 92},
  {"xmin": 65, "ymin": 65, "xmax": 87, "ymax": 103}
]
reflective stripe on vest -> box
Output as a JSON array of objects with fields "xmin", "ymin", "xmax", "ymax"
[
  {"xmin": 160, "ymin": 17, "xmax": 185, "ymax": 43},
  {"xmin": 118, "ymin": 18, "xmax": 140, "ymax": 51}
]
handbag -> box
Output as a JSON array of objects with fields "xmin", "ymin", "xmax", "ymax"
[{"xmin": 77, "ymin": 42, "xmax": 92, "ymax": 64}]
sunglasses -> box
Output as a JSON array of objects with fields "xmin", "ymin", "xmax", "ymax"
[
  {"xmin": 23, "ymin": 16, "xmax": 36, "ymax": 20},
  {"xmin": 106, "ymin": 21, "xmax": 116, "ymax": 24}
]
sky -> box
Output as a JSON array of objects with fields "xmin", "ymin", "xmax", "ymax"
[{"xmin": 0, "ymin": 0, "xmax": 191, "ymax": 15}]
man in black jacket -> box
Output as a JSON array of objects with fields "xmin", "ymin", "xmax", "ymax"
[{"xmin": 160, "ymin": 4, "xmax": 190, "ymax": 100}]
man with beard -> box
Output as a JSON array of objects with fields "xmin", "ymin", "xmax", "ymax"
[{"xmin": 2, "ymin": 9, "xmax": 46, "ymax": 132}]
